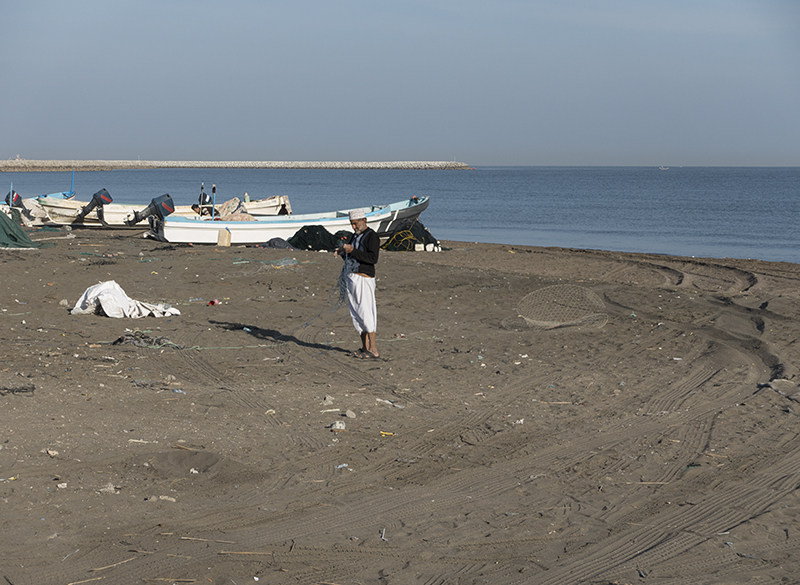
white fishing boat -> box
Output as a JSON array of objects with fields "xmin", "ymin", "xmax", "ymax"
[
  {"xmin": 244, "ymin": 196, "xmax": 291, "ymax": 216},
  {"xmin": 151, "ymin": 196, "xmax": 430, "ymax": 245},
  {"xmin": 37, "ymin": 193, "xmax": 291, "ymax": 227}
]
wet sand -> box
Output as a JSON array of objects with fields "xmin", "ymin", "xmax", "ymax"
[{"xmin": 2, "ymin": 227, "xmax": 800, "ymax": 584}]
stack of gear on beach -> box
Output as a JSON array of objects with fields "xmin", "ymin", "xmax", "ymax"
[
  {"xmin": 289, "ymin": 225, "xmax": 351, "ymax": 251},
  {"xmin": 381, "ymin": 217, "xmax": 439, "ymax": 251}
]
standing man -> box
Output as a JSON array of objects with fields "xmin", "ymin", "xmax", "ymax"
[{"xmin": 338, "ymin": 208, "xmax": 380, "ymax": 358}]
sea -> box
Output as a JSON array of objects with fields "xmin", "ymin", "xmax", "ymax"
[{"xmin": 3, "ymin": 166, "xmax": 799, "ymax": 264}]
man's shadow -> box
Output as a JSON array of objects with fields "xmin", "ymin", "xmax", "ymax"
[{"xmin": 209, "ymin": 320, "xmax": 349, "ymax": 355}]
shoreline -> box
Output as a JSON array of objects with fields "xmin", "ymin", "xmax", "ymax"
[{"xmin": 0, "ymin": 159, "xmax": 472, "ymax": 172}]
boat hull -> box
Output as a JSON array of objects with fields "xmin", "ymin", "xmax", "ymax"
[{"xmin": 156, "ymin": 196, "xmax": 430, "ymax": 245}]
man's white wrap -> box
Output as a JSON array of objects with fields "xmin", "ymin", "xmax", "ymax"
[{"xmin": 346, "ymin": 273, "xmax": 377, "ymax": 333}]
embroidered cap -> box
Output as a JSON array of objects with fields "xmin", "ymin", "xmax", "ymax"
[{"xmin": 349, "ymin": 208, "xmax": 366, "ymax": 220}]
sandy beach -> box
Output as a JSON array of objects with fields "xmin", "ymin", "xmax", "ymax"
[{"xmin": 2, "ymin": 226, "xmax": 800, "ymax": 584}]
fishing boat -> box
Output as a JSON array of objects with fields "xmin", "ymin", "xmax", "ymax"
[
  {"xmin": 37, "ymin": 193, "xmax": 292, "ymax": 227},
  {"xmin": 150, "ymin": 196, "xmax": 430, "ymax": 245},
  {"xmin": 2, "ymin": 171, "xmax": 77, "ymax": 224}
]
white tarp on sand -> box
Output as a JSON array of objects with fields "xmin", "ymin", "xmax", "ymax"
[{"xmin": 71, "ymin": 280, "xmax": 180, "ymax": 319}]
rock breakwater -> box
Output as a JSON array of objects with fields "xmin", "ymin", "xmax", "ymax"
[{"xmin": 0, "ymin": 160, "xmax": 471, "ymax": 172}]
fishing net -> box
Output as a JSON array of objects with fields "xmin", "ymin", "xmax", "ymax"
[
  {"xmin": 331, "ymin": 256, "xmax": 359, "ymax": 311},
  {"xmin": 502, "ymin": 284, "xmax": 607, "ymax": 330},
  {"xmin": 216, "ymin": 197, "xmax": 245, "ymax": 217},
  {"xmin": 231, "ymin": 256, "xmax": 301, "ymax": 277},
  {"xmin": 112, "ymin": 330, "xmax": 185, "ymax": 349},
  {"xmin": 288, "ymin": 226, "xmax": 351, "ymax": 251}
]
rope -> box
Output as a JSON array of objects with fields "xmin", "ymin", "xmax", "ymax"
[{"xmin": 382, "ymin": 229, "xmax": 416, "ymax": 251}]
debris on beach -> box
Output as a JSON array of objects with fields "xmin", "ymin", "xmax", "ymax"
[
  {"xmin": 112, "ymin": 330, "xmax": 184, "ymax": 349},
  {"xmin": 0, "ymin": 383, "xmax": 35, "ymax": 397},
  {"xmin": 376, "ymin": 398, "xmax": 404, "ymax": 409},
  {"xmin": 98, "ymin": 482, "xmax": 120, "ymax": 495},
  {"xmin": 71, "ymin": 280, "xmax": 180, "ymax": 318}
]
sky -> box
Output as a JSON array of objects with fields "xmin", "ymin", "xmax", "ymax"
[{"xmin": 2, "ymin": 1, "xmax": 799, "ymax": 166}]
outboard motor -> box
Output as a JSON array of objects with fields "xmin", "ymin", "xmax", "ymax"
[
  {"xmin": 5, "ymin": 190, "xmax": 22, "ymax": 208},
  {"xmin": 194, "ymin": 183, "xmax": 216, "ymax": 216},
  {"xmin": 124, "ymin": 194, "xmax": 174, "ymax": 227},
  {"xmin": 75, "ymin": 188, "xmax": 113, "ymax": 224},
  {"xmin": 199, "ymin": 183, "xmax": 212, "ymax": 207}
]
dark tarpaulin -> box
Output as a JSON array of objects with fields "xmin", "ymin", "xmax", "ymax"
[{"xmin": 0, "ymin": 211, "xmax": 40, "ymax": 249}]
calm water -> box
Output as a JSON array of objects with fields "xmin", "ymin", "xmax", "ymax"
[{"xmin": 4, "ymin": 166, "xmax": 799, "ymax": 263}]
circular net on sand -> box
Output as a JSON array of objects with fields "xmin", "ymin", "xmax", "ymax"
[{"xmin": 502, "ymin": 284, "xmax": 608, "ymax": 330}]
